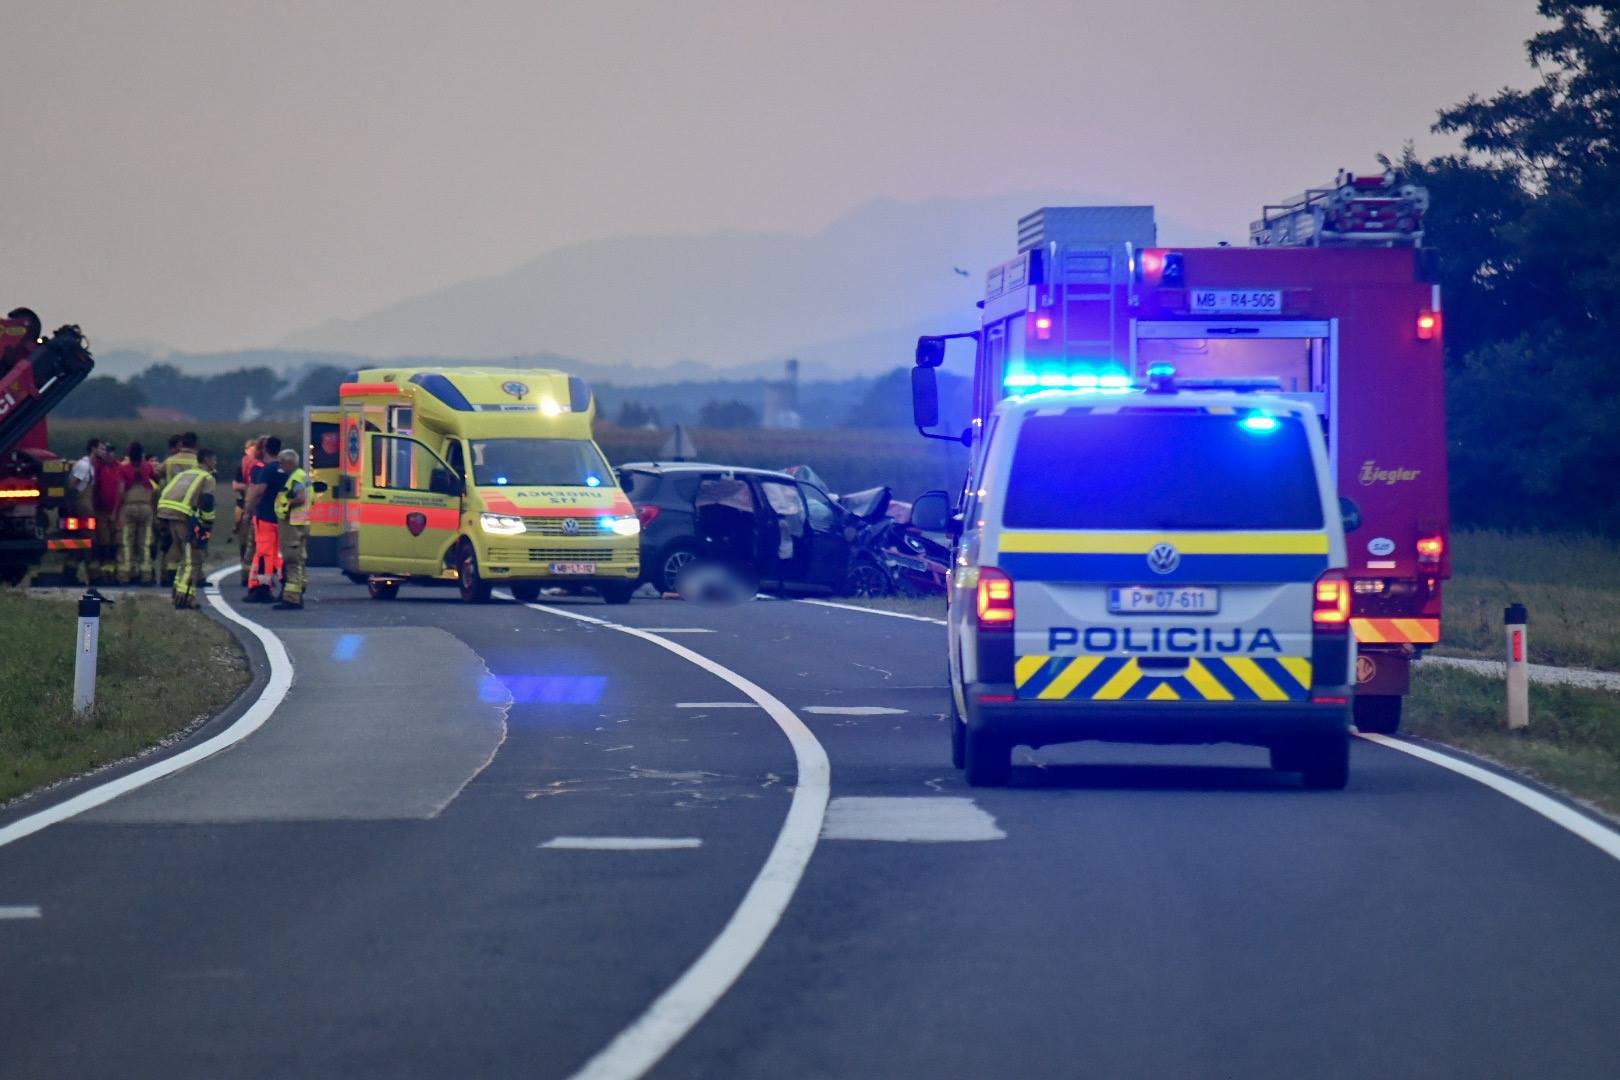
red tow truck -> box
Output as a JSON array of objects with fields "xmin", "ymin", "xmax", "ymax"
[
  {"xmin": 0, "ymin": 308, "xmax": 98, "ymax": 584},
  {"xmin": 913, "ymin": 173, "xmax": 1447, "ymax": 733}
]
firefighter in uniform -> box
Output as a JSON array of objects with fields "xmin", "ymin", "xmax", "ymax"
[
  {"xmin": 274, "ymin": 448, "xmax": 310, "ymax": 610},
  {"xmin": 159, "ymin": 433, "xmax": 199, "ymax": 586},
  {"xmin": 156, "ymin": 448, "xmax": 217, "ymax": 609},
  {"xmin": 116, "ymin": 441, "xmax": 158, "ymax": 584}
]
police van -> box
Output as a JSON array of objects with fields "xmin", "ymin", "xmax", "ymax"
[{"xmin": 911, "ymin": 375, "xmax": 1356, "ymax": 788}]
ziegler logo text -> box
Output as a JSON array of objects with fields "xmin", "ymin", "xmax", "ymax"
[{"xmin": 1360, "ymin": 460, "xmax": 1421, "ymax": 486}]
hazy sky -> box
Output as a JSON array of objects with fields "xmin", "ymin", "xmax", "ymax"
[{"xmin": 3, "ymin": 0, "xmax": 1544, "ymax": 355}]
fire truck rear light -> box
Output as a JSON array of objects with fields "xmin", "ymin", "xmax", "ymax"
[
  {"xmin": 1416, "ymin": 534, "xmax": 1444, "ymax": 565},
  {"xmin": 1032, "ymin": 313, "xmax": 1053, "ymax": 341},
  {"xmin": 0, "ymin": 488, "xmax": 41, "ymax": 499},
  {"xmin": 977, "ymin": 567, "xmax": 1015, "ymax": 627},
  {"xmin": 1313, "ymin": 570, "xmax": 1350, "ymax": 629},
  {"xmin": 636, "ymin": 505, "xmax": 661, "ymax": 528},
  {"xmin": 1416, "ymin": 310, "xmax": 1439, "ymax": 340},
  {"xmin": 1352, "ymin": 579, "xmax": 1387, "ymax": 595}
]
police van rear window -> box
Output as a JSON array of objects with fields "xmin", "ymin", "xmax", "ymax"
[{"xmin": 1001, "ymin": 412, "xmax": 1323, "ymax": 530}]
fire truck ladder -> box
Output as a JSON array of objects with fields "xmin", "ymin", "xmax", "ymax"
[
  {"xmin": 1250, "ymin": 171, "xmax": 1428, "ymax": 248},
  {"xmin": 0, "ymin": 323, "xmax": 95, "ymax": 459}
]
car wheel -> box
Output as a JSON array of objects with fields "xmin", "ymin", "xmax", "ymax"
[
  {"xmin": 655, "ymin": 543, "xmax": 701, "ymax": 593},
  {"xmin": 1300, "ymin": 734, "xmax": 1351, "ymax": 790},
  {"xmin": 367, "ymin": 579, "xmax": 399, "ymax": 601},
  {"xmin": 598, "ymin": 581, "xmax": 635, "ymax": 605},
  {"xmin": 964, "ymin": 727, "xmax": 1012, "ymax": 787},
  {"xmin": 1353, "ymin": 694, "xmax": 1402, "ymax": 735},
  {"xmin": 458, "ymin": 542, "xmax": 492, "ymax": 604},
  {"xmin": 846, "ymin": 555, "xmax": 893, "ymax": 598},
  {"xmin": 509, "ymin": 582, "xmax": 542, "ymax": 603}
]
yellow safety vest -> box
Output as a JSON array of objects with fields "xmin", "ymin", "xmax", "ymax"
[
  {"xmin": 157, "ymin": 467, "xmax": 214, "ymax": 523},
  {"xmin": 276, "ymin": 468, "xmax": 309, "ymax": 525}
]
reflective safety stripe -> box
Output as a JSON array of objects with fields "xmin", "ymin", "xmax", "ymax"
[
  {"xmin": 1015, "ymin": 655, "xmax": 1312, "ymax": 702},
  {"xmin": 1352, "ymin": 617, "xmax": 1440, "ymax": 644},
  {"xmin": 157, "ymin": 468, "xmax": 208, "ymax": 516}
]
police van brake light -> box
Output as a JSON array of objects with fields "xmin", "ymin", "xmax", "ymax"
[
  {"xmin": 480, "ymin": 513, "xmax": 525, "ymax": 535},
  {"xmin": 1312, "ymin": 570, "xmax": 1351, "ymax": 630},
  {"xmin": 976, "ymin": 567, "xmax": 1015, "ymax": 627}
]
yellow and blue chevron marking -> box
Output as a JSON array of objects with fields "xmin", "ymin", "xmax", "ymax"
[
  {"xmin": 1014, "ymin": 655, "xmax": 1313, "ymax": 702},
  {"xmin": 996, "ymin": 531, "xmax": 1328, "ymax": 584}
]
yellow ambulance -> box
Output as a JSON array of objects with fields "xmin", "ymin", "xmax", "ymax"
[{"xmin": 335, "ymin": 367, "xmax": 640, "ymax": 603}]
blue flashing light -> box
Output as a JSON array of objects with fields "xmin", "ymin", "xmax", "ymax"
[
  {"xmin": 586, "ymin": 475, "xmax": 602, "ymax": 487},
  {"xmin": 1071, "ymin": 374, "xmax": 1099, "ymax": 388},
  {"xmin": 1004, "ymin": 373, "xmax": 1039, "ymax": 388},
  {"xmin": 494, "ymin": 475, "xmax": 509, "ymax": 485},
  {"xmin": 1037, "ymin": 373, "xmax": 1069, "ymax": 388},
  {"xmin": 1098, "ymin": 374, "xmax": 1131, "ymax": 389},
  {"xmin": 1239, "ymin": 411, "xmax": 1281, "ymax": 434}
]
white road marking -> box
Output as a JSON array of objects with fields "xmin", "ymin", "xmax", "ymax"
[
  {"xmin": 0, "ymin": 567, "xmax": 291, "ymax": 851},
  {"xmin": 821, "ymin": 797, "xmax": 1005, "ymax": 842},
  {"xmin": 797, "ymin": 598, "xmax": 947, "ymax": 626},
  {"xmin": 0, "ymin": 905, "xmax": 42, "ymax": 919},
  {"xmin": 541, "ymin": 837, "xmax": 702, "ymax": 851},
  {"xmin": 1360, "ymin": 734, "xmax": 1620, "ymax": 863},
  {"xmin": 632, "ymin": 628, "xmax": 716, "ymax": 634},
  {"xmin": 676, "ymin": 702, "xmax": 760, "ymax": 709},
  {"xmin": 802, "ymin": 706, "xmax": 906, "ymax": 716},
  {"xmin": 509, "ymin": 594, "xmax": 830, "ymax": 1080}
]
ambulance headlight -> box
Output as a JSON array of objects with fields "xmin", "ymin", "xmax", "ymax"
[
  {"xmin": 479, "ymin": 513, "xmax": 526, "ymax": 535},
  {"xmin": 603, "ymin": 515, "xmax": 641, "ymax": 537}
]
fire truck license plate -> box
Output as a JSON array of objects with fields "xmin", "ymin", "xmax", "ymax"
[
  {"xmin": 550, "ymin": 562, "xmax": 596, "ymax": 575},
  {"xmin": 1188, "ymin": 289, "xmax": 1282, "ymax": 314},
  {"xmin": 1108, "ymin": 586, "xmax": 1220, "ymax": 614}
]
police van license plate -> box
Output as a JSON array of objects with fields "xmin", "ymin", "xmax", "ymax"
[
  {"xmin": 550, "ymin": 562, "xmax": 596, "ymax": 575},
  {"xmin": 1108, "ymin": 586, "xmax": 1219, "ymax": 614}
]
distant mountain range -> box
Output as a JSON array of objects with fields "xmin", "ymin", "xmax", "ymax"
[{"xmin": 98, "ymin": 193, "xmax": 1224, "ymax": 382}]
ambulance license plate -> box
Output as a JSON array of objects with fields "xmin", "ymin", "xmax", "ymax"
[
  {"xmin": 1108, "ymin": 586, "xmax": 1219, "ymax": 614},
  {"xmin": 550, "ymin": 562, "xmax": 596, "ymax": 575}
]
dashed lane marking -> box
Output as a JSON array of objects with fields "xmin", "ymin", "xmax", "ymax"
[
  {"xmin": 821, "ymin": 797, "xmax": 1006, "ymax": 842},
  {"xmin": 802, "ymin": 706, "xmax": 907, "ymax": 716},
  {"xmin": 506, "ymin": 593, "xmax": 830, "ymax": 1080},
  {"xmin": 541, "ymin": 837, "xmax": 703, "ymax": 851},
  {"xmin": 0, "ymin": 567, "xmax": 292, "ymax": 851},
  {"xmin": 0, "ymin": 905, "xmax": 42, "ymax": 919},
  {"xmin": 631, "ymin": 628, "xmax": 716, "ymax": 634}
]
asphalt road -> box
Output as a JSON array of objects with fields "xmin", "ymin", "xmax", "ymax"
[{"xmin": 3, "ymin": 568, "xmax": 1619, "ymax": 1079}]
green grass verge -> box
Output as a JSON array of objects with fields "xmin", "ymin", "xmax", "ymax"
[
  {"xmin": 0, "ymin": 589, "xmax": 250, "ymax": 804},
  {"xmin": 1407, "ymin": 665, "xmax": 1620, "ymax": 816},
  {"xmin": 1441, "ymin": 530, "xmax": 1620, "ymax": 671}
]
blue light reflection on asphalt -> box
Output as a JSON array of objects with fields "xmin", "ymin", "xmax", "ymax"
[
  {"xmin": 481, "ymin": 674, "xmax": 607, "ymax": 705},
  {"xmin": 331, "ymin": 634, "xmax": 363, "ymax": 662}
]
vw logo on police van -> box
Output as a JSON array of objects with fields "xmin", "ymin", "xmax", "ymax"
[
  {"xmin": 562, "ymin": 517, "xmax": 579, "ymax": 535},
  {"xmin": 501, "ymin": 380, "xmax": 529, "ymax": 400},
  {"xmin": 1147, "ymin": 543, "xmax": 1181, "ymax": 575}
]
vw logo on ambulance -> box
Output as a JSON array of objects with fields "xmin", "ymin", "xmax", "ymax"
[{"xmin": 1147, "ymin": 542, "xmax": 1180, "ymax": 575}]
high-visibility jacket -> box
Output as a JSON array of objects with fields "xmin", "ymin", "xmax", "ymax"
[
  {"xmin": 157, "ymin": 467, "xmax": 216, "ymax": 525},
  {"xmin": 162, "ymin": 450, "xmax": 198, "ymax": 485},
  {"xmin": 276, "ymin": 467, "xmax": 310, "ymax": 526}
]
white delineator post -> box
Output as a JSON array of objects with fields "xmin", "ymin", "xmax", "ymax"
[
  {"xmin": 72, "ymin": 589, "xmax": 106, "ymax": 719},
  {"xmin": 1504, "ymin": 603, "xmax": 1528, "ymax": 731}
]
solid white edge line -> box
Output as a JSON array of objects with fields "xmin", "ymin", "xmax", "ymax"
[
  {"xmin": 0, "ymin": 905, "xmax": 43, "ymax": 918},
  {"xmin": 1359, "ymin": 733, "xmax": 1620, "ymax": 863},
  {"xmin": 509, "ymin": 595, "xmax": 830, "ymax": 1080},
  {"xmin": 541, "ymin": 837, "xmax": 703, "ymax": 851},
  {"xmin": 0, "ymin": 567, "xmax": 291, "ymax": 850},
  {"xmin": 795, "ymin": 598, "xmax": 946, "ymax": 626}
]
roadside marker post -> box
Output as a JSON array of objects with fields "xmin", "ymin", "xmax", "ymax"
[
  {"xmin": 1505, "ymin": 603, "xmax": 1528, "ymax": 731},
  {"xmin": 72, "ymin": 588, "xmax": 111, "ymax": 719}
]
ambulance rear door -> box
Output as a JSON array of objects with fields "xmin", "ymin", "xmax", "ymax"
[{"xmin": 303, "ymin": 406, "xmax": 342, "ymax": 566}]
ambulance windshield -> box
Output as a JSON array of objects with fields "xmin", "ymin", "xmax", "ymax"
[
  {"xmin": 1002, "ymin": 412, "xmax": 1323, "ymax": 530},
  {"xmin": 469, "ymin": 438, "xmax": 610, "ymax": 488}
]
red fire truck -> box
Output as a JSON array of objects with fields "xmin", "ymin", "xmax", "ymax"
[
  {"xmin": 0, "ymin": 308, "xmax": 97, "ymax": 584},
  {"xmin": 912, "ymin": 174, "xmax": 1447, "ymax": 733}
]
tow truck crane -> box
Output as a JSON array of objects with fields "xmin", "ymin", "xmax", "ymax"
[
  {"xmin": 0, "ymin": 308, "xmax": 97, "ymax": 583},
  {"xmin": 912, "ymin": 172, "xmax": 1447, "ymax": 734}
]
